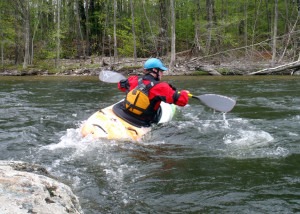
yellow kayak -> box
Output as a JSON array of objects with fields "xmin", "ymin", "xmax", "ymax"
[{"xmin": 81, "ymin": 101, "xmax": 176, "ymax": 141}]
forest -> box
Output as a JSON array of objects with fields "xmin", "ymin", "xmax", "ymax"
[{"xmin": 0, "ymin": 0, "xmax": 300, "ymax": 73}]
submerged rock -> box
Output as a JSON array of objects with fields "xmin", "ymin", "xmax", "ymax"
[{"xmin": 0, "ymin": 161, "xmax": 83, "ymax": 214}]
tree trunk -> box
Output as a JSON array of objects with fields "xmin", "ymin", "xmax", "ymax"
[
  {"xmin": 271, "ymin": 0, "xmax": 278, "ymax": 66},
  {"xmin": 113, "ymin": 0, "xmax": 117, "ymax": 61},
  {"xmin": 169, "ymin": 0, "xmax": 176, "ymax": 72},
  {"xmin": 158, "ymin": 0, "xmax": 168, "ymax": 56},
  {"xmin": 0, "ymin": 9, "xmax": 3, "ymax": 67},
  {"xmin": 142, "ymin": 0, "xmax": 157, "ymax": 55},
  {"xmin": 140, "ymin": 21, "xmax": 146, "ymax": 58},
  {"xmin": 85, "ymin": 0, "xmax": 90, "ymax": 56},
  {"xmin": 244, "ymin": 0, "xmax": 248, "ymax": 54},
  {"xmin": 56, "ymin": 0, "xmax": 61, "ymax": 68},
  {"xmin": 75, "ymin": 0, "xmax": 84, "ymax": 57},
  {"xmin": 23, "ymin": 0, "xmax": 30, "ymax": 69},
  {"xmin": 297, "ymin": 0, "xmax": 300, "ymax": 61},
  {"xmin": 130, "ymin": 0, "xmax": 137, "ymax": 65},
  {"xmin": 278, "ymin": 11, "xmax": 299, "ymax": 62},
  {"xmin": 251, "ymin": 0, "xmax": 262, "ymax": 57},
  {"xmin": 284, "ymin": 0, "xmax": 289, "ymax": 34},
  {"xmin": 194, "ymin": 0, "xmax": 201, "ymax": 54},
  {"xmin": 14, "ymin": 2, "xmax": 22, "ymax": 65},
  {"xmin": 194, "ymin": 65, "xmax": 222, "ymax": 76},
  {"xmin": 206, "ymin": 0, "xmax": 213, "ymax": 54},
  {"xmin": 248, "ymin": 60, "xmax": 300, "ymax": 75},
  {"xmin": 31, "ymin": 17, "xmax": 40, "ymax": 65},
  {"xmin": 265, "ymin": 0, "xmax": 271, "ymax": 33},
  {"xmin": 102, "ymin": 0, "xmax": 110, "ymax": 56}
]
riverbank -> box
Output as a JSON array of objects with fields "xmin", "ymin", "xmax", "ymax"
[{"xmin": 0, "ymin": 57, "xmax": 299, "ymax": 76}]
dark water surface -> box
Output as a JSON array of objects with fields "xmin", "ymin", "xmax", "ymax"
[{"xmin": 0, "ymin": 76, "xmax": 299, "ymax": 213}]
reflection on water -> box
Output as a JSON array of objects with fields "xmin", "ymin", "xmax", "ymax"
[{"xmin": 0, "ymin": 76, "xmax": 300, "ymax": 213}]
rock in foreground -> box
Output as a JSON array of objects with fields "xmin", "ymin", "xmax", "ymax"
[{"xmin": 0, "ymin": 161, "xmax": 83, "ymax": 214}]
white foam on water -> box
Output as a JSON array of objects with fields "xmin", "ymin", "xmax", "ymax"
[
  {"xmin": 42, "ymin": 128, "xmax": 86, "ymax": 151},
  {"xmin": 287, "ymin": 131, "xmax": 299, "ymax": 137},
  {"xmin": 141, "ymin": 139, "xmax": 166, "ymax": 146},
  {"xmin": 39, "ymin": 122, "xmax": 144, "ymax": 206},
  {"xmin": 223, "ymin": 129, "xmax": 290, "ymax": 159},
  {"xmin": 177, "ymin": 121, "xmax": 196, "ymax": 130},
  {"xmin": 265, "ymin": 146, "xmax": 289, "ymax": 157},
  {"xmin": 224, "ymin": 130, "xmax": 274, "ymax": 147},
  {"xmin": 222, "ymin": 113, "xmax": 230, "ymax": 128}
]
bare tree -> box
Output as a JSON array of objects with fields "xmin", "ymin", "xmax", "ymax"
[
  {"xmin": 130, "ymin": 0, "xmax": 137, "ymax": 65},
  {"xmin": 75, "ymin": 0, "xmax": 85, "ymax": 57},
  {"xmin": 278, "ymin": 11, "xmax": 299, "ymax": 62},
  {"xmin": 0, "ymin": 9, "xmax": 3, "ymax": 67},
  {"xmin": 14, "ymin": 2, "xmax": 22, "ymax": 65},
  {"xmin": 158, "ymin": 0, "xmax": 168, "ymax": 56},
  {"xmin": 251, "ymin": 0, "xmax": 262, "ymax": 56},
  {"xmin": 169, "ymin": 0, "xmax": 176, "ymax": 72},
  {"xmin": 206, "ymin": 0, "xmax": 213, "ymax": 54},
  {"xmin": 271, "ymin": 0, "xmax": 278, "ymax": 66},
  {"xmin": 56, "ymin": 0, "xmax": 61, "ymax": 68},
  {"xmin": 194, "ymin": 0, "xmax": 201, "ymax": 54},
  {"xmin": 31, "ymin": 15, "xmax": 40, "ymax": 65},
  {"xmin": 23, "ymin": 0, "xmax": 30, "ymax": 69},
  {"xmin": 102, "ymin": 0, "xmax": 110, "ymax": 56},
  {"xmin": 264, "ymin": 0, "xmax": 271, "ymax": 33},
  {"xmin": 142, "ymin": 0, "xmax": 157, "ymax": 55},
  {"xmin": 113, "ymin": 0, "xmax": 117, "ymax": 61},
  {"xmin": 85, "ymin": 0, "xmax": 90, "ymax": 56},
  {"xmin": 244, "ymin": 0, "xmax": 248, "ymax": 54}
]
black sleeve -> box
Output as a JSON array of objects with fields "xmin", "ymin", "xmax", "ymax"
[
  {"xmin": 172, "ymin": 91, "xmax": 181, "ymax": 104},
  {"xmin": 168, "ymin": 83, "xmax": 177, "ymax": 91}
]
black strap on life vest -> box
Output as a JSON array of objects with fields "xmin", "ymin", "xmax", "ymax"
[{"xmin": 124, "ymin": 77, "xmax": 158, "ymax": 117}]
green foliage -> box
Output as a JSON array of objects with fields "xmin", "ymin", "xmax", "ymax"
[
  {"xmin": 0, "ymin": 0, "xmax": 299, "ymax": 63},
  {"xmin": 216, "ymin": 68, "xmax": 234, "ymax": 75},
  {"xmin": 115, "ymin": 17, "xmax": 144, "ymax": 57},
  {"xmin": 34, "ymin": 60, "xmax": 56, "ymax": 71}
]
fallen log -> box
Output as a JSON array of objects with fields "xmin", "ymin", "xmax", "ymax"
[
  {"xmin": 248, "ymin": 60, "xmax": 300, "ymax": 75},
  {"xmin": 196, "ymin": 65, "xmax": 222, "ymax": 76}
]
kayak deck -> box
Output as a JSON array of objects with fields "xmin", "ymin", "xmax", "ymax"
[
  {"xmin": 81, "ymin": 102, "xmax": 176, "ymax": 141},
  {"xmin": 81, "ymin": 107, "xmax": 151, "ymax": 141}
]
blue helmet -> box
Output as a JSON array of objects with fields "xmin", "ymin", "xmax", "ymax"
[{"xmin": 144, "ymin": 58, "xmax": 168, "ymax": 71}]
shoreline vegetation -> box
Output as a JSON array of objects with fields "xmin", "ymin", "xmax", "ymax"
[
  {"xmin": 2, "ymin": 1, "xmax": 300, "ymax": 77},
  {"xmin": 1, "ymin": 56, "xmax": 300, "ymax": 77}
]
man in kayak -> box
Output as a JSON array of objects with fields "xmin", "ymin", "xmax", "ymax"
[{"xmin": 113, "ymin": 58, "xmax": 189, "ymax": 127}]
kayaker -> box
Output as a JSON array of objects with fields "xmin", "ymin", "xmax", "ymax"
[{"xmin": 113, "ymin": 58, "xmax": 189, "ymax": 127}]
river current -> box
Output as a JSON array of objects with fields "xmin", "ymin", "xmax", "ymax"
[{"xmin": 0, "ymin": 76, "xmax": 299, "ymax": 213}]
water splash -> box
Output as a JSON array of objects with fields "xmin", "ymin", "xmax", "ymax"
[
  {"xmin": 222, "ymin": 112, "xmax": 229, "ymax": 128},
  {"xmin": 39, "ymin": 124, "xmax": 143, "ymax": 207},
  {"xmin": 223, "ymin": 130, "xmax": 289, "ymax": 159},
  {"xmin": 223, "ymin": 130, "xmax": 274, "ymax": 147}
]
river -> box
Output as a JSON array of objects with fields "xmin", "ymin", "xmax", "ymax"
[{"xmin": 0, "ymin": 76, "xmax": 299, "ymax": 213}]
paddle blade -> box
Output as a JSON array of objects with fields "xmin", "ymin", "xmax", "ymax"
[
  {"xmin": 192, "ymin": 94, "xmax": 236, "ymax": 113},
  {"xmin": 99, "ymin": 70, "xmax": 126, "ymax": 83}
]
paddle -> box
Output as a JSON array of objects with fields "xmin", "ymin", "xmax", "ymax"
[
  {"xmin": 99, "ymin": 70, "xmax": 236, "ymax": 112},
  {"xmin": 99, "ymin": 70, "xmax": 126, "ymax": 83},
  {"xmin": 188, "ymin": 94, "xmax": 236, "ymax": 113}
]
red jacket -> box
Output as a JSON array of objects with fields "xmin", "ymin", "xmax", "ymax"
[{"xmin": 118, "ymin": 74, "xmax": 189, "ymax": 111}]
